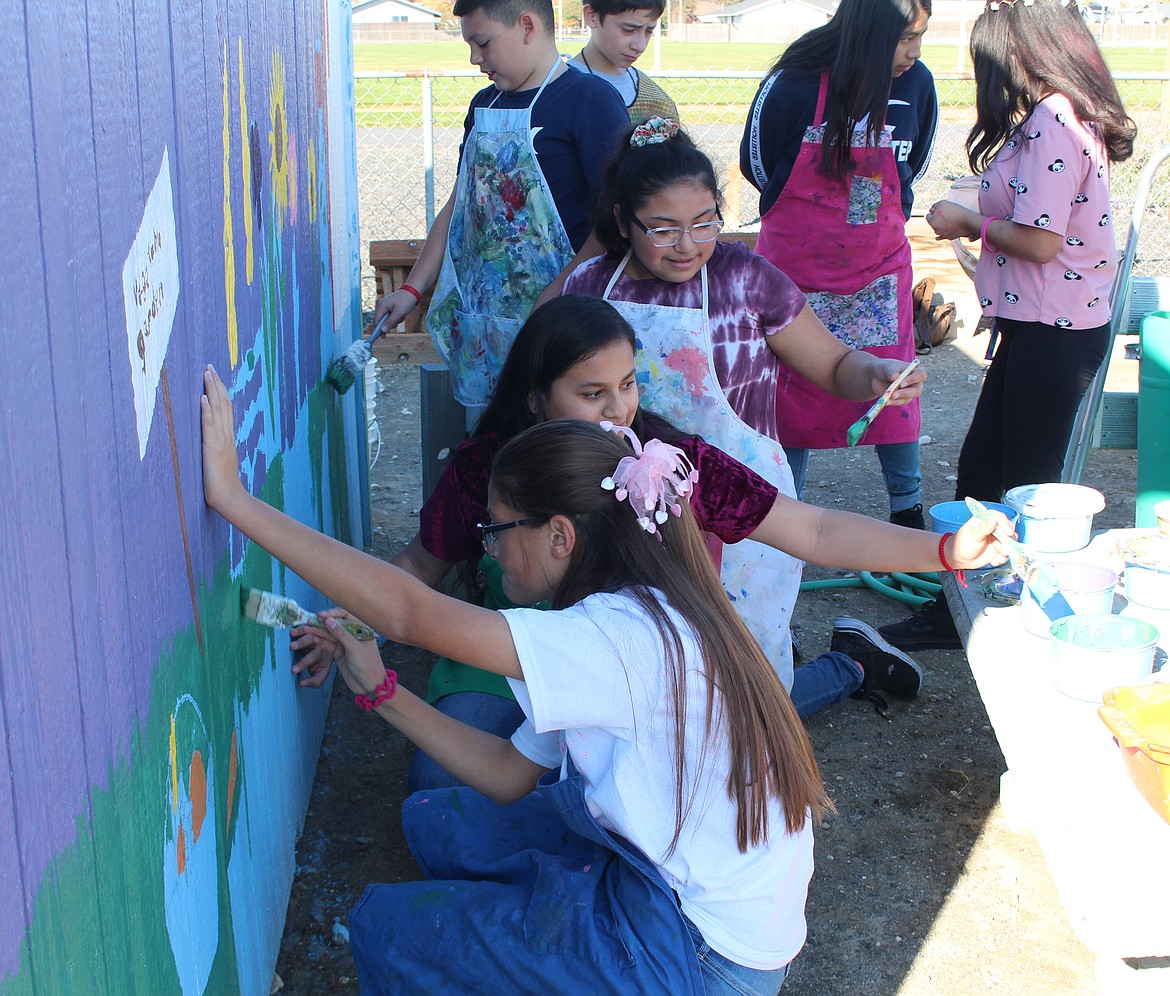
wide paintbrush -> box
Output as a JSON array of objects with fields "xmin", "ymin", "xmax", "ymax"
[{"xmin": 240, "ymin": 587, "xmax": 377, "ymax": 641}]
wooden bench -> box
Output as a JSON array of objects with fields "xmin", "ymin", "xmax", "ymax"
[{"xmin": 368, "ymin": 239, "xmax": 442, "ymax": 365}]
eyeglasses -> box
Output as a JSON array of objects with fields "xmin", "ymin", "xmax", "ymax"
[
  {"xmin": 629, "ymin": 211, "xmax": 724, "ymax": 248},
  {"xmin": 476, "ymin": 518, "xmax": 538, "ymax": 551}
]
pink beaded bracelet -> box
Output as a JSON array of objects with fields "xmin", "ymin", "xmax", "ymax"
[{"xmin": 354, "ymin": 669, "xmax": 398, "ymax": 711}]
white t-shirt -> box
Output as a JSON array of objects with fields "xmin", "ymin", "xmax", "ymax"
[{"xmin": 503, "ymin": 589, "xmax": 814, "ymax": 971}]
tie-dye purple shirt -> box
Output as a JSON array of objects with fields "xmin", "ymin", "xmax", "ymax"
[{"xmin": 564, "ymin": 241, "xmax": 807, "ymax": 439}]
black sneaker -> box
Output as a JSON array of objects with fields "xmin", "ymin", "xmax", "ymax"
[
  {"xmin": 877, "ymin": 597, "xmax": 961, "ymax": 652},
  {"xmin": 832, "ymin": 617, "xmax": 924, "ymax": 703},
  {"xmin": 889, "ymin": 503, "xmax": 925, "ymax": 530}
]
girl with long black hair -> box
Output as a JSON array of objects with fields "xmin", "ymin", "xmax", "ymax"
[{"xmin": 741, "ymin": 0, "xmax": 938, "ymax": 526}]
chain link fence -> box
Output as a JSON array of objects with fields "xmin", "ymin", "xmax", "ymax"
[{"xmin": 356, "ymin": 70, "xmax": 1170, "ymax": 314}]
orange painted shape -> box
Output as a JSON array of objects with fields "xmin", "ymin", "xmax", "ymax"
[
  {"xmin": 189, "ymin": 750, "xmax": 207, "ymax": 843},
  {"xmin": 177, "ymin": 821, "xmax": 187, "ymax": 875},
  {"xmin": 226, "ymin": 728, "xmax": 239, "ymax": 836}
]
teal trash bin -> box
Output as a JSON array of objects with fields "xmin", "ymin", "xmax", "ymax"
[{"xmin": 1137, "ymin": 310, "xmax": 1170, "ymax": 527}]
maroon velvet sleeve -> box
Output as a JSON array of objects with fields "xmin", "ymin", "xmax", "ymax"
[
  {"xmin": 680, "ymin": 437, "xmax": 779, "ymax": 543},
  {"xmin": 417, "ymin": 436, "xmax": 498, "ymax": 565}
]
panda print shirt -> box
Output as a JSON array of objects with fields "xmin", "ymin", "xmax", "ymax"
[{"xmin": 974, "ymin": 93, "xmax": 1114, "ymax": 330}]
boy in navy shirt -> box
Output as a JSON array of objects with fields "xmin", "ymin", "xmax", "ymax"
[{"xmin": 374, "ymin": 0, "xmax": 627, "ymax": 407}]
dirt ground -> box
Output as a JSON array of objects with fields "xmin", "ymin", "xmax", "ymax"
[{"xmin": 274, "ymin": 226, "xmax": 1142, "ymax": 995}]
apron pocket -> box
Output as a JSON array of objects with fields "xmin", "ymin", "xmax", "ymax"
[
  {"xmin": 847, "ymin": 174, "xmax": 882, "ymax": 225},
  {"xmin": 448, "ymin": 309, "xmax": 526, "ymax": 407},
  {"xmin": 808, "ymin": 274, "xmax": 899, "ymax": 350}
]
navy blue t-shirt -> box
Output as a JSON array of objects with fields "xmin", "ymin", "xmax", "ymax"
[
  {"xmin": 459, "ymin": 65, "xmax": 628, "ymax": 251},
  {"xmin": 740, "ymin": 60, "xmax": 938, "ymax": 220}
]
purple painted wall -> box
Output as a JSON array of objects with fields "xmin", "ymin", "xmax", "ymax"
[{"xmin": 0, "ymin": 1, "xmax": 363, "ymax": 992}]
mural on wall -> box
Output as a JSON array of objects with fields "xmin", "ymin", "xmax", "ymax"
[{"xmin": 0, "ymin": 1, "xmax": 363, "ymax": 993}]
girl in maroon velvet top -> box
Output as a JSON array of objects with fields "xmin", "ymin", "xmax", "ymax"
[{"xmin": 293, "ymin": 295, "xmax": 966, "ymax": 791}]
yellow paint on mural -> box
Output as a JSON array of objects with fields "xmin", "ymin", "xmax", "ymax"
[
  {"xmin": 239, "ymin": 39, "xmax": 254, "ymax": 285},
  {"xmin": 288, "ymin": 131, "xmax": 299, "ymax": 226},
  {"xmin": 269, "ymin": 48, "xmax": 291, "ymax": 230},
  {"xmin": 169, "ymin": 711, "xmax": 178, "ymax": 811},
  {"xmin": 307, "ymin": 138, "xmax": 318, "ymax": 224},
  {"xmin": 222, "ymin": 41, "xmax": 239, "ymax": 366}
]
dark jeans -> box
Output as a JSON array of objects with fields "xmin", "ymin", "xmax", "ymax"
[{"xmin": 954, "ymin": 317, "xmax": 1110, "ymax": 502}]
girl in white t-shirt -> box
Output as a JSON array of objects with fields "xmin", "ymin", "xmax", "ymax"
[{"xmin": 199, "ymin": 366, "xmax": 1002, "ymax": 994}]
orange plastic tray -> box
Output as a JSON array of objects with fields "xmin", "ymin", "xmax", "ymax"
[{"xmin": 1098, "ymin": 684, "xmax": 1170, "ymax": 826}]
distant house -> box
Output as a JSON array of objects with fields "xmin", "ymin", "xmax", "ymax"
[
  {"xmin": 351, "ymin": 0, "xmax": 443, "ymax": 27},
  {"xmin": 696, "ymin": 0, "xmax": 837, "ymax": 33}
]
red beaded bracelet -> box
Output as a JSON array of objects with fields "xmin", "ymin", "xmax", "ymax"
[
  {"xmin": 399, "ymin": 283, "xmax": 423, "ymax": 306},
  {"xmin": 354, "ymin": 669, "xmax": 398, "ymax": 711},
  {"xmin": 938, "ymin": 532, "xmax": 967, "ymax": 588}
]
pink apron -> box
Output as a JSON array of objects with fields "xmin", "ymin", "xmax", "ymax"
[{"xmin": 755, "ymin": 73, "xmax": 919, "ymax": 449}]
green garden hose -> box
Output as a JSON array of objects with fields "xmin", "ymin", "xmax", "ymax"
[{"xmin": 798, "ymin": 570, "xmax": 941, "ymax": 608}]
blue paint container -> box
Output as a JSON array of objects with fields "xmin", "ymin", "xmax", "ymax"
[{"xmin": 928, "ymin": 500, "xmax": 1017, "ymax": 569}]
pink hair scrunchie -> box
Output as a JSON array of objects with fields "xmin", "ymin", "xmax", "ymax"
[{"xmin": 599, "ymin": 421, "xmax": 698, "ymax": 535}]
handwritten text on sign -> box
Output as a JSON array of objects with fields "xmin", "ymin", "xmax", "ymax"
[{"xmin": 123, "ymin": 148, "xmax": 180, "ymax": 459}]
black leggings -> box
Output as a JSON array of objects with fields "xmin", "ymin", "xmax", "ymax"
[{"xmin": 954, "ymin": 317, "xmax": 1111, "ymax": 502}]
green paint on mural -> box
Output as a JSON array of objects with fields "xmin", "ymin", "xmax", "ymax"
[
  {"xmin": 307, "ymin": 381, "xmax": 355, "ymax": 541},
  {"xmin": 0, "ymin": 406, "xmax": 358, "ymax": 994}
]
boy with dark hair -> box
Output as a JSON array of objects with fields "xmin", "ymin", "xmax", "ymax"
[
  {"xmin": 373, "ymin": 0, "xmax": 628, "ymax": 408},
  {"xmin": 570, "ymin": 0, "xmax": 679, "ymax": 124}
]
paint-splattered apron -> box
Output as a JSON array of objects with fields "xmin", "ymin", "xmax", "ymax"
[
  {"xmin": 756, "ymin": 73, "xmax": 919, "ymax": 449},
  {"xmin": 603, "ymin": 257, "xmax": 800, "ymax": 689},
  {"xmin": 348, "ymin": 760, "xmax": 704, "ymax": 994},
  {"xmin": 427, "ymin": 61, "xmax": 576, "ymax": 407}
]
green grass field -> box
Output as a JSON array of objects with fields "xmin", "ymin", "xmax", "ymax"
[
  {"xmin": 353, "ymin": 41, "xmax": 1167, "ymax": 128},
  {"xmin": 354, "ymin": 39, "xmax": 1169, "ymax": 75}
]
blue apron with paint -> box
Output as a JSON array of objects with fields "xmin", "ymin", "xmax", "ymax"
[{"xmin": 348, "ymin": 759, "xmax": 704, "ymax": 994}]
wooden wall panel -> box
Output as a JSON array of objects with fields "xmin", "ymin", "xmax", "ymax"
[{"xmin": 0, "ymin": 1, "xmax": 363, "ymax": 992}]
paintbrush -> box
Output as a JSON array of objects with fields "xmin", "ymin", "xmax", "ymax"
[
  {"xmin": 240, "ymin": 587, "xmax": 377, "ymax": 641},
  {"xmin": 964, "ymin": 498, "xmax": 1073, "ymax": 620},
  {"xmin": 326, "ymin": 314, "xmax": 391, "ymax": 395},
  {"xmin": 846, "ymin": 359, "xmax": 921, "ymax": 447}
]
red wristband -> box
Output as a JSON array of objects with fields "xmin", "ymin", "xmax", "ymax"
[
  {"xmin": 979, "ymin": 216, "xmax": 1001, "ymax": 254},
  {"xmin": 399, "ymin": 283, "xmax": 423, "ymax": 306},
  {"xmin": 354, "ymin": 669, "xmax": 398, "ymax": 711},
  {"xmin": 938, "ymin": 532, "xmax": 967, "ymax": 588}
]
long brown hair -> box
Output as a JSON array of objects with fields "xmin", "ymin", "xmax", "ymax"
[
  {"xmin": 492, "ymin": 420, "xmax": 831, "ymax": 852},
  {"xmin": 966, "ymin": 0, "xmax": 1135, "ymax": 171}
]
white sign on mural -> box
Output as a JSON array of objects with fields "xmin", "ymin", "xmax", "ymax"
[{"xmin": 123, "ymin": 148, "xmax": 181, "ymax": 460}]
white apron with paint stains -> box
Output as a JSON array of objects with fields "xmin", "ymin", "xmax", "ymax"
[
  {"xmin": 603, "ymin": 255, "xmax": 800, "ymax": 688},
  {"xmin": 427, "ymin": 60, "xmax": 575, "ymax": 407}
]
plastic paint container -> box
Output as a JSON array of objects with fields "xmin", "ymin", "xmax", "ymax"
[
  {"xmin": 1156, "ymin": 499, "xmax": 1170, "ymax": 537},
  {"xmin": 928, "ymin": 500, "xmax": 1017, "ymax": 569},
  {"xmin": 1049, "ymin": 615, "xmax": 1159, "ymax": 702},
  {"xmin": 1004, "ymin": 483, "xmax": 1106, "ymax": 553},
  {"xmin": 1118, "ymin": 534, "xmax": 1170, "ymax": 611},
  {"xmin": 1021, "ymin": 562, "xmax": 1118, "ymax": 637}
]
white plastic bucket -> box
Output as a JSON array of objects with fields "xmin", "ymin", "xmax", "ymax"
[
  {"xmin": 1021, "ymin": 562, "xmax": 1118, "ymax": 637},
  {"xmin": 1004, "ymin": 483, "xmax": 1106, "ymax": 553},
  {"xmin": 1118, "ymin": 533, "xmax": 1170, "ymax": 610},
  {"xmin": 1049, "ymin": 615, "xmax": 1159, "ymax": 702}
]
